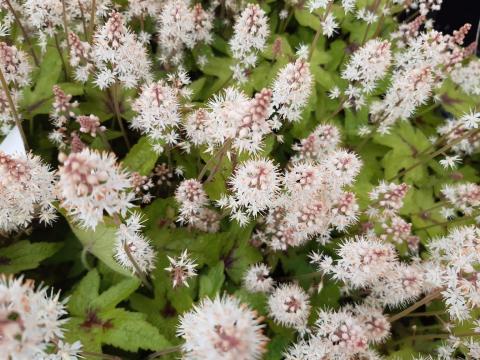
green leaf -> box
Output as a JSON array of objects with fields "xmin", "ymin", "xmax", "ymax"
[
  {"xmin": 90, "ymin": 277, "xmax": 140, "ymax": 311},
  {"xmin": 294, "ymin": 9, "xmax": 320, "ymax": 30},
  {"xmin": 101, "ymin": 308, "xmax": 171, "ymax": 352},
  {"xmin": 0, "ymin": 240, "xmax": 62, "ymax": 273},
  {"xmin": 199, "ymin": 262, "xmax": 225, "ymax": 298},
  {"xmin": 20, "ymin": 46, "xmax": 62, "ymax": 118},
  {"xmin": 68, "ymin": 270, "xmax": 100, "ymax": 317},
  {"xmin": 68, "ymin": 217, "xmax": 132, "ymax": 277},
  {"xmin": 122, "ymin": 136, "xmax": 159, "ymax": 175}
]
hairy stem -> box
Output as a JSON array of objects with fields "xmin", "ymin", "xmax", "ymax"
[
  {"xmin": 110, "ymin": 83, "xmax": 131, "ymax": 149},
  {"xmin": 4, "ymin": 0, "xmax": 39, "ymax": 66},
  {"xmin": 0, "ymin": 67, "xmax": 28, "ymax": 150},
  {"xmin": 123, "ymin": 241, "xmax": 153, "ymax": 291},
  {"xmin": 388, "ymin": 128, "xmax": 480, "ymax": 182},
  {"xmin": 309, "ymin": 1, "xmax": 333, "ymax": 60},
  {"xmin": 54, "ymin": 34, "xmax": 69, "ymax": 80},
  {"xmin": 89, "ymin": 0, "xmax": 97, "ymax": 43},
  {"xmin": 389, "ymin": 289, "xmax": 442, "ymax": 322},
  {"xmin": 146, "ymin": 345, "xmax": 182, "ymax": 359}
]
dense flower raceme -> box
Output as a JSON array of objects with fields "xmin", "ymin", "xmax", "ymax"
[
  {"xmin": 0, "ymin": 41, "xmax": 32, "ymax": 130},
  {"xmin": 114, "ymin": 212, "xmax": 156, "ymax": 274},
  {"xmin": 157, "ymin": 0, "xmax": 213, "ymax": 65},
  {"xmin": 57, "ymin": 149, "xmax": 134, "ymax": 230},
  {"xmin": 177, "ymin": 295, "xmax": 268, "ymax": 359},
  {"xmin": 130, "ymin": 80, "xmax": 181, "ymax": 154},
  {"xmin": 229, "ymin": 3, "xmax": 269, "ymax": 83},
  {"xmin": 0, "ymin": 275, "xmax": 82, "ymax": 360},
  {"xmin": 92, "ymin": 11, "xmax": 151, "ymax": 89},
  {"xmin": 0, "ymin": 151, "xmax": 57, "ymax": 233},
  {"xmin": 2, "ymin": 0, "xmax": 480, "ymax": 359}
]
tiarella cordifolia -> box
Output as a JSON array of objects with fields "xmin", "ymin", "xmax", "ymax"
[
  {"xmin": 267, "ymin": 283, "xmax": 311, "ymax": 330},
  {"xmin": 229, "ymin": 3, "xmax": 269, "ymax": 83},
  {"xmin": 243, "ymin": 263, "xmax": 274, "ymax": 293},
  {"xmin": 165, "ymin": 249, "xmax": 198, "ymax": 288},
  {"xmin": 271, "ymin": 55, "xmax": 314, "ymax": 122},
  {"xmin": 0, "ymin": 151, "xmax": 57, "ymax": 233},
  {"xmin": 92, "ymin": 11, "xmax": 151, "ymax": 89},
  {"xmin": 177, "ymin": 296, "xmax": 268, "ymax": 359},
  {"xmin": 130, "ymin": 80, "xmax": 181, "ymax": 154},
  {"xmin": 0, "ymin": 42, "xmax": 31, "ymax": 130},
  {"xmin": 114, "ymin": 212, "xmax": 156, "ymax": 274},
  {"xmin": 57, "ymin": 149, "xmax": 134, "ymax": 230},
  {"xmin": 0, "ymin": 275, "xmax": 82, "ymax": 359}
]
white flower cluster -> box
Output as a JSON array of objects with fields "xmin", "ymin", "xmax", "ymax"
[
  {"xmin": 0, "ymin": 275, "xmax": 82, "ymax": 359},
  {"xmin": 0, "ymin": 151, "xmax": 57, "ymax": 233},
  {"xmin": 451, "ymin": 59, "xmax": 480, "ymax": 96},
  {"xmin": 131, "ymin": 80, "xmax": 181, "ymax": 154},
  {"xmin": 441, "ymin": 182, "xmax": 480, "ymax": 217},
  {"xmin": 238, "ymin": 124, "xmax": 361, "ymax": 248},
  {"xmin": 177, "ymin": 295, "xmax": 268, "ymax": 359},
  {"xmin": 92, "ymin": 11, "xmax": 151, "ymax": 89},
  {"xmin": 0, "ymin": 42, "xmax": 31, "ymax": 130},
  {"xmin": 229, "ymin": 3, "xmax": 269, "ymax": 83},
  {"xmin": 57, "ymin": 149, "xmax": 134, "ymax": 230},
  {"xmin": 341, "ymin": 39, "xmax": 392, "ymax": 110},
  {"xmin": 427, "ymin": 226, "xmax": 480, "ymax": 321},
  {"xmin": 157, "ymin": 0, "xmax": 213, "ymax": 65},
  {"xmin": 114, "ymin": 212, "xmax": 156, "ymax": 274},
  {"xmin": 285, "ymin": 306, "xmax": 389, "ymax": 359},
  {"xmin": 165, "ymin": 249, "xmax": 198, "ymax": 288},
  {"xmin": 370, "ymin": 24, "xmax": 472, "ymax": 133},
  {"xmin": 315, "ymin": 234, "xmax": 426, "ymax": 307}
]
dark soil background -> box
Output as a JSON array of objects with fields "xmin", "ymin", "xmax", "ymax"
[{"xmin": 432, "ymin": 0, "xmax": 480, "ymax": 50}]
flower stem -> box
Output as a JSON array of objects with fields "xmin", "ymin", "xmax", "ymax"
[
  {"xmin": 204, "ymin": 139, "xmax": 232, "ymax": 184},
  {"xmin": 389, "ymin": 289, "xmax": 442, "ymax": 322},
  {"xmin": 415, "ymin": 212, "xmax": 479, "ymax": 231},
  {"xmin": 81, "ymin": 246, "xmax": 93, "ymax": 270},
  {"xmin": 110, "ymin": 83, "xmax": 131, "ymax": 149},
  {"xmin": 54, "ymin": 34, "xmax": 69, "ymax": 80},
  {"xmin": 146, "ymin": 345, "xmax": 182, "ymax": 359},
  {"xmin": 388, "ymin": 128, "xmax": 480, "ymax": 182},
  {"xmin": 89, "ymin": 0, "xmax": 97, "ymax": 43},
  {"xmin": 0, "ymin": 67, "xmax": 28, "ymax": 150},
  {"xmin": 123, "ymin": 241, "xmax": 153, "ymax": 291},
  {"xmin": 308, "ymin": 1, "xmax": 333, "ymax": 61},
  {"xmin": 4, "ymin": 0, "xmax": 39, "ymax": 66}
]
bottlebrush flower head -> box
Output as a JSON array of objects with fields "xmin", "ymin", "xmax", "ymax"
[
  {"xmin": 114, "ymin": 212, "xmax": 156, "ymax": 274},
  {"xmin": 189, "ymin": 207, "xmax": 221, "ymax": 233},
  {"xmin": 441, "ymin": 183, "xmax": 480, "ymax": 216},
  {"xmin": 229, "ymin": 3, "xmax": 269, "ymax": 82},
  {"xmin": 342, "ymin": 39, "xmax": 392, "ymax": 102},
  {"xmin": 23, "ymin": 0, "xmax": 63, "ymax": 45},
  {"xmin": 267, "ymin": 283, "xmax": 311, "ymax": 330},
  {"xmin": 0, "ymin": 151, "xmax": 57, "ymax": 233},
  {"xmin": 317, "ymin": 235, "xmax": 398, "ymax": 288},
  {"xmin": 221, "ymin": 158, "xmax": 281, "ymax": 224},
  {"xmin": 131, "ymin": 80, "xmax": 181, "ymax": 154},
  {"xmin": 165, "ymin": 249, "xmax": 198, "ymax": 288},
  {"xmin": 0, "ymin": 275, "xmax": 77, "ymax": 359},
  {"xmin": 243, "ymin": 263, "xmax": 274, "ymax": 293},
  {"xmin": 271, "ymin": 57, "xmax": 313, "ymax": 122},
  {"xmin": 57, "ymin": 149, "xmax": 134, "ymax": 230},
  {"xmin": 68, "ymin": 32, "xmax": 93, "ymax": 83},
  {"xmin": 369, "ymin": 181, "xmax": 409, "ymax": 217},
  {"xmin": 451, "ymin": 59, "xmax": 480, "ymax": 96},
  {"xmin": 175, "ymin": 179, "xmax": 208, "ymax": 224},
  {"xmin": 76, "ymin": 114, "xmax": 105, "ymax": 137},
  {"xmin": 291, "ymin": 123, "xmax": 341, "ymax": 162},
  {"xmin": 92, "ymin": 11, "xmax": 151, "ymax": 89},
  {"xmin": 177, "ymin": 295, "xmax": 268, "ymax": 359},
  {"xmin": 0, "ymin": 42, "xmax": 32, "ymax": 87}
]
